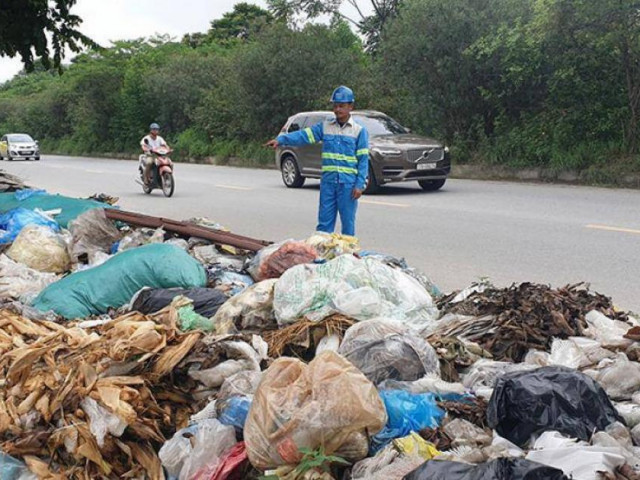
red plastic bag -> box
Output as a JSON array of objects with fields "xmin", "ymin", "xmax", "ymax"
[
  {"xmin": 193, "ymin": 442, "xmax": 249, "ymax": 480},
  {"xmin": 258, "ymin": 242, "xmax": 317, "ymax": 280}
]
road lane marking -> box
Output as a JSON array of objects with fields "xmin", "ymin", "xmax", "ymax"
[
  {"xmin": 361, "ymin": 199, "xmax": 410, "ymax": 208},
  {"xmin": 215, "ymin": 184, "xmax": 253, "ymax": 191},
  {"xmin": 84, "ymin": 169, "xmax": 105, "ymax": 174},
  {"xmin": 586, "ymin": 224, "xmax": 640, "ymax": 235}
]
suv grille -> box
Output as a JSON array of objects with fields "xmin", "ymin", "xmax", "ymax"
[{"xmin": 408, "ymin": 148, "xmax": 444, "ymax": 163}]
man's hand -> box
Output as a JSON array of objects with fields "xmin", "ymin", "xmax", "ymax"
[
  {"xmin": 352, "ymin": 188, "xmax": 363, "ymax": 200},
  {"xmin": 264, "ymin": 139, "xmax": 279, "ymax": 149}
]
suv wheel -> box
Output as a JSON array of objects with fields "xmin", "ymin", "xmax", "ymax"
[
  {"xmin": 418, "ymin": 179, "xmax": 446, "ymax": 191},
  {"xmin": 364, "ymin": 165, "xmax": 380, "ymax": 194},
  {"xmin": 281, "ymin": 156, "xmax": 305, "ymax": 188}
]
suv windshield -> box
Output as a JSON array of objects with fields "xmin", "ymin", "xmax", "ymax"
[
  {"xmin": 354, "ymin": 114, "xmax": 408, "ymax": 135},
  {"xmin": 8, "ymin": 134, "xmax": 33, "ymax": 143}
]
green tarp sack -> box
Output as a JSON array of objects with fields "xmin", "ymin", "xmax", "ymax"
[
  {"xmin": 0, "ymin": 192, "xmax": 110, "ymax": 228},
  {"xmin": 33, "ymin": 243, "xmax": 207, "ymax": 319}
]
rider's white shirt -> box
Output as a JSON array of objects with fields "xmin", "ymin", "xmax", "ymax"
[{"xmin": 140, "ymin": 135, "xmax": 167, "ymax": 150}]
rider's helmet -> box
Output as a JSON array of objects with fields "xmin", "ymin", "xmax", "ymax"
[{"xmin": 149, "ymin": 122, "xmax": 160, "ymax": 130}]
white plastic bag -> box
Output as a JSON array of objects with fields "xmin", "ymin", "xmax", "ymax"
[
  {"xmin": 158, "ymin": 419, "xmax": 236, "ymax": 480},
  {"xmin": 274, "ymin": 255, "xmax": 438, "ymax": 327},
  {"xmin": 584, "ymin": 310, "xmax": 633, "ymax": 349},
  {"xmin": 6, "ymin": 225, "xmax": 71, "ymax": 273},
  {"xmin": 584, "ymin": 353, "xmax": 640, "ymax": 401},
  {"xmin": 81, "ymin": 397, "xmax": 127, "ymax": 447}
]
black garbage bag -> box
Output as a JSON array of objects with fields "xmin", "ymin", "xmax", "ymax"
[
  {"xmin": 132, "ymin": 287, "xmax": 227, "ymax": 317},
  {"xmin": 487, "ymin": 366, "xmax": 624, "ymax": 447},
  {"xmin": 403, "ymin": 458, "xmax": 568, "ymax": 480}
]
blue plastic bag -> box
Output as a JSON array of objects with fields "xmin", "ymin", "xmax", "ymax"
[
  {"xmin": 218, "ymin": 396, "xmax": 252, "ymax": 435},
  {"xmin": 370, "ymin": 390, "xmax": 445, "ymax": 454},
  {"xmin": 0, "ymin": 452, "xmax": 34, "ymax": 480},
  {"xmin": 0, "ymin": 208, "xmax": 59, "ymax": 243}
]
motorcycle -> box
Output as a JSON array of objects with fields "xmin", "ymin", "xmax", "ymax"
[{"xmin": 137, "ymin": 140, "xmax": 175, "ymax": 197}]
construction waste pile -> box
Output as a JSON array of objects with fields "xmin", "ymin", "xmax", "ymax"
[{"xmin": 1, "ymin": 169, "xmax": 640, "ymax": 480}]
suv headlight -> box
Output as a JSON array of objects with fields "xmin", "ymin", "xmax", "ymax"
[
  {"xmin": 444, "ymin": 146, "xmax": 450, "ymax": 153},
  {"xmin": 372, "ymin": 147, "xmax": 403, "ymax": 157}
]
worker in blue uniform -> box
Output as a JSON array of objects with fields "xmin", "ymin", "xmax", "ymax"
[{"xmin": 265, "ymin": 86, "xmax": 369, "ymax": 236}]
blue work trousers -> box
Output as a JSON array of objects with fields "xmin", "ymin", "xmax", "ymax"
[{"xmin": 317, "ymin": 180, "xmax": 358, "ymax": 236}]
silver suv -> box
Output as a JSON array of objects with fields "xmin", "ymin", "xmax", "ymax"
[{"xmin": 275, "ymin": 110, "xmax": 450, "ymax": 193}]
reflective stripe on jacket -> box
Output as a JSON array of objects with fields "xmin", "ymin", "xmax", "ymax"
[{"xmin": 277, "ymin": 115, "xmax": 369, "ymax": 190}]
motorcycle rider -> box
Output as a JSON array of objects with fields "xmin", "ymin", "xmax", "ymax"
[{"xmin": 140, "ymin": 123, "xmax": 171, "ymax": 184}]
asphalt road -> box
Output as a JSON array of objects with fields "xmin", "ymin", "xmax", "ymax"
[{"xmin": 2, "ymin": 155, "xmax": 639, "ymax": 311}]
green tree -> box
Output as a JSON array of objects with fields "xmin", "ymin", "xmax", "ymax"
[
  {"xmin": 0, "ymin": 0, "xmax": 94, "ymax": 72},
  {"xmin": 267, "ymin": 0, "xmax": 401, "ymax": 51}
]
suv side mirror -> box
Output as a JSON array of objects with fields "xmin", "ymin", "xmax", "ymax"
[{"xmin": 289, "ymin": 123, "xmax": 301, "ymax": 133}]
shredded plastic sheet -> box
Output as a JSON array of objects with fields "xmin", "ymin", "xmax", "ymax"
[
  {"xmin": 338, "ymin": 319, "xmax": 440, "ymax": 385},
  {"xmin": 274, "ymin": 254, "xmax": 438, "ymax": 327},
  {"xmin": 6, "ymin": 225, "xmax": 71, "ymax": 273},
  {"xmin": 244, "ymin": 350, "xmax": 386, "ymax": 469}
]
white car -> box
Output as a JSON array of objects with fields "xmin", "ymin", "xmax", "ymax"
[{"xmin": 0, "ymin": 133, "xmax": 40, "ymax": 161}]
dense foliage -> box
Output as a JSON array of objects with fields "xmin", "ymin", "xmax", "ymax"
[{"xmin": 0, "ymin": 0, "xmax": 638, "ymax": 174}]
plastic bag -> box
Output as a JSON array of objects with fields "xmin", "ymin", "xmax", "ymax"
[
  {"xmin": 209, "ymin": 267, "xmax": 254, "ymax": 295},
  {"xmin": 305, "ymin": 232, "xmax": 359, "ymax": 260},
  {"xmin": 258, "ymin": 241, "xmax": 317, "ymax": 280},
  {"xmin": 117, "ymin": 227, "xmax": 165, "ymax": 252},
  {"xmin": 33, "ymin": 243, "xmax": 206, "ymax": 319},
  {"xmin": 338, "ymin": 319, "xmax": 440, "ymax": 385},
  {"xmin": 0, "ymin": 207, "xmax": 59, "ymax": 243},
  {"xmin": 68, "ymin": 208, "xmax": 122, "ymax": 261},
  {"xmin": 487, "ymin": 366, "xmax": 624, "ymax": 447},
  {"xmin": 218, "ymin": 396, "xmax": 252, "ymax": 435},
  {"xmin": 218, "ymin": 370, "xmax": 263, "ymax": 401},
  {"xmin": 244, "ymin": 350, "xmax": 386, "ymax": 469},
  {"xmin": 247, "ymin": 240, "xmax": 290, "ymax": 281},
  {"xmin": 443, "ymin": 419, "xmax": 492, "ymax": 448},
  {"xmin": 370, "ymin": 390, "xmax": 445, "ymax": 454},
  {"xmin": 274, "ymin": 255, "xmax": 438, "ymax": 327},
  {"xmin": 584, "ymin": 353, "xmax": 640, "ymax": 401},
  {"xmin": 81, "ymin": 397, "xmax": 127, "ymax": 447},
  {"xmin": 403, "ymin": 457, "xmax": 568, "ymax": 480},
  {"xmin": 0, "ymin": 452, "xmax": 37, "ymax": 480},
  {"xmin": 379, "ymin": 373, "xmax": 466, "ymax": 396},
  {"xmin": 525, "ymin": 431, "xmax": 627, "ymax": 480},
  {"xmin": 178, "ymin": 302, "xmax": 215, "ymax": 331},
  {"xmin": 393, "ymin": 432, "xmax": 440, "ymax": 459},
  {"xmin": 352, "ymin": 444, "xmax": 425, "ymax": 480},
  {"xmin": 213, "ymin": 279, "xmax": 278, "ymax": 334},
  {"xmin": 6, "ymin": 225, "xmax": 71, "ymax": 273},
  {"xmin": 462, "ymin": 359, "xmax": 538, "ymax": 391},
  {"xmin": 132, "ymin": 287, "xmax": 227, "ymax": 318},
  {"xmin": 188, "ymin": 340, "xmax": 262, "ymax": 389},
  {"xmin": 159, "ymin": 419, "xmax": 236, "ymax": 480},
  {"xmin": 192, "ymin": 441, "xmax": 249, "ymax": 480},
  {"xmin": 584, "ymin": 310, "xmax": 633, "ymax": 349},
  {"xmin": 0, "ymin": 254, "xmax": 58, "ymax": 301},
  {"xmin": 615, "ymin": 403, "xmax": 640, "ymax": 428},
  {"xmin": 193, "ymin": 245, "xmax": 245, "ymax": 269}
]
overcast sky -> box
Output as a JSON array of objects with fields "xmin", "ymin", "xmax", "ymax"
[{"xmin": 0, "ymin": 0, "xmax": 275, "ymax": 82}]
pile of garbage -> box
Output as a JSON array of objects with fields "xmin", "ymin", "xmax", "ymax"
[{"xmin": 1, "ymin": 171, "xmax": 640, "ymax": 480}]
